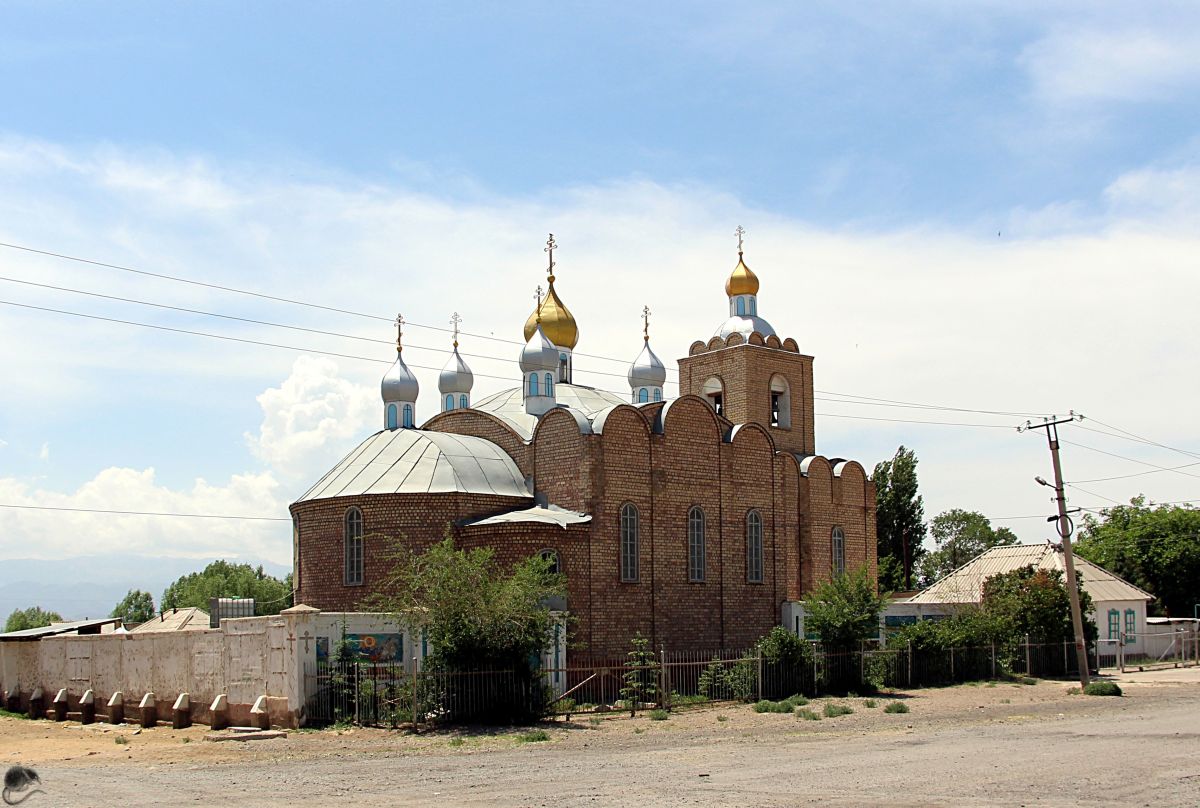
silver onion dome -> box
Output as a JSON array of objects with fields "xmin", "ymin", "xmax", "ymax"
[
  {"xmin": 714, "ymin": 314, "xmax": 777, "ymax": 341},
  {"xmin": 438, "ymin": 346, "xmax": 474, "ymax": 395},
  {"xmin": 519, "ymin": 324, "xmax": 559, "ymax": 374},
  {"xmin": 381, "ymin": 353, "xmax": 419, "ymax": 403},
  {"xmin": 628, "ymin": 341, "xmax": 667, "ymax": 389}
]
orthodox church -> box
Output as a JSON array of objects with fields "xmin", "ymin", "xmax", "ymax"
[{"xmin": 290, "ymin": 232, "xmax": 877, "ymax": 656}]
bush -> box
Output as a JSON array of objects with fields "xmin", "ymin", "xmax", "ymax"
[
  {"xmin": 648, "ymin": 709, "xmax": 669, "ymax": 721},
  {"xmin": 1083, "ymin": 681, "xmax": 1122, "ymax": 697},
  {"xmin": 804, "ymin": 566, "xmax": 887, "ymax": 651},
  {"xmin": 823, "ymin": 703, "xmax": 853, "ymax": 717},
  {"xmin": 863, "ymin": 699, "xmax": 877, "ymax": 708},
  {"xmin": 796, "ymin": 708, "xmax": 821, "ymax": 721},
  {"xmin": 883, "ymin": 701, "xmax": 909, "ymax": 714},
  {"xmin": 516, "ymin": 729, "xmax": 550, "ymax": 743}
]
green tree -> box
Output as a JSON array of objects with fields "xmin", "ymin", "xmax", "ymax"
[
  {"xmin": 160, "ymin": 561, "xmax": 292, "ymax": 615},
  {"xmin": 804, "ymin": 565, "xmax": 888, "ymax": 650},
  {"xmin": 981, "ymin": 565, "xmax": 1094, "ymax": 645},
  {"xmin": 366, "ymin": 537, "xmax": 566, "ymax": 671},
  {"xmin": 917, "ymin": 509, "xmax": 1018, "ymax": 587},
  {"xmin": 874, "ymin": 445, "xmax": 927, "ymax": 591},
  {"xmin": 619, "ymin": 633, "xmax": 660, "ymax": 715},
  {"xmin": 1075, "ymin": 496, "xmax": 1200, "ymax": 617},
  {"xmin": 110, "ymin": 589, "xmax": 156, "ymax": 624},
  {"xmin": 5, "ymin": 606, "xmax": 63, "ymax": 633}
]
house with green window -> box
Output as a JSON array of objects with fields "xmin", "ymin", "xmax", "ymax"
[{"xmin": 888, "ymin": 543, "xmax": 1154, "ymax": 655}]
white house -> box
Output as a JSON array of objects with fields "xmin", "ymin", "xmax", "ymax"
[{"xmin": 887, "ymin": 543, "xmax": 1154, "ymax": 656}]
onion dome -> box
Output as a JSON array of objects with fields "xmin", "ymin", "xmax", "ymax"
[
  {"xmin": 522, "ymin": 234, "xmax": 579, "ymax": 350},
  {"xmin": 439, "ymin": 314, "xmax": 474, "ymax": 395},
  {"xmin": 381, "ymin": 317, "xmax": 419, "ymax": 404},
  {"xmin": 725, "ymin": 253, "xmax": 760, "ymax": 297},
  {"xmin": 628, "ymin": 341, "xmax": 666, "ymax": 389},
  {"xmin": 519, "ymin": 324, "xmax": 559, "ymax": 374}
]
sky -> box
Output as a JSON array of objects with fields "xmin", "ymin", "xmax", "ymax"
[{"xmin": 1, "ymin": 2, "xmax": 1199, "ymax": 614}]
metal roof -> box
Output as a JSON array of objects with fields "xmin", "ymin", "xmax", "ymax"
[
  {"xmin": 129, "ymin": 607, "xmax": 210, "ymax": 633},
  {"xmin": 460, "ymin": 504, "xmax": 592, "ymax": 529},
  {"xmin": 297, "ymin": 428, "xmax": 531, "ymax": 503},
  {"xmin": 906, "ymin": 543, "xmax": 1154, "ymax": 605},
  {"xmin": 0, "ymin": 617, "xmax": 121, "ymax": 641},
  {"xmin": 471, "ymin": 383, "xmax": 627, "ymax": 440}
]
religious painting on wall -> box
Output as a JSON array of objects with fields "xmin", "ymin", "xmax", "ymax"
[{"xmin": 315, "ymin": 633, "xmax": 404, "ymax": 663}]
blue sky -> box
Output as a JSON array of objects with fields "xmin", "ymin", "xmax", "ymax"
[{"xmin": 2, "ymin": 2, "xmax": 1199, "ymax": 614}]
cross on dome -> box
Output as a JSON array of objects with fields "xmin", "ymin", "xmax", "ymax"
[
  {"xmin": 450, "ymin": 311, "xmax": 462, "ymax": 347},
  {"xmin": 395, "ymin": 313, "xmax": 405, "ymax": 353},
  {"xmin": 735, "ymin": 225, "xmax": 746, "ymax": 254},
  {"xmin": 545, "ymin": 233, "xmax": 557, "ymax": 281},
  {"xmin": 642, "ymin": 305, "xmax": 651, "ymax": 343}
]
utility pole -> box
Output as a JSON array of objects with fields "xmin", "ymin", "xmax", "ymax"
[{"xmin": 1019, "ymin": 412, "xmax": 1090, "ymax": 688}]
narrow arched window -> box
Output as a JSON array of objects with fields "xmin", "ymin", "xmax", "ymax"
[
  {"xmin": 638, "ymin": 388, "xmax": 649, "ymax": 403},
  {"xmin": 529, "ymin": 373, "xmax": 539, "ymax": 397},
  {"xmin": 831, "ymin": 526, "xmax": 845, "ymax": 577},
  {"xmin": 344, "ymin": 508, "xmax": 364, "ymax": 586},
  {"xmin": 386, "ymin": 404, "xmax": 398, "ymax": 430},
  {"xmin": 539, "ymin": 549, "xmax": 560, "ymax": 575},
  {"xmin": 688, "ymin": 506, "xmax": 706, "ymax": 582},
  {"xmin": 654, "ymin": 388, "xmax": 662, "ymax": 402},
  {"xmin": 736, "ymin": 297, "xmax": 746, "ymax": 315},
  {"xmin": 620, "ymin": 503, "xmax": 639, "ymax": 582},
  {"xmin": 459, "ymin": 394, "xmax": 468, "ymax": 409},
  {"xmin": 445, "ymin": 394, "xmax": 454, "ymax": 411},
  {"xmin": 750, "ymin": 297, "xmax": 757, "ymax": 315},
  {"xmin": 402, "ymin": 404, "xmax": 414, "ymax": 428},
  {"xmin": 545, "ymin": 373, "xmax": 554, "ymax": 396},
  {"xmin": 746, "ymin": 510, "xmax": 764, "ymax": 583}
]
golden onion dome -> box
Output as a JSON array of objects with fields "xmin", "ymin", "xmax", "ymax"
[
  {"xmin": 725, "ymin": 253, "xmax": 760, "ymax": 297},
  {"xmin": 523, "ymin": 278, "xmax": 579, "ymax": 350}
]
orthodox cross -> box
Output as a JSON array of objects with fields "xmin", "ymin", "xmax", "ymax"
[
  {"xmin": 545, "ymin": 233, "xmax": 557, "ymax": 279},
  {"xmin": 395, "ymin": 313, "xmax": 405, "ymax": 353},
  {"xmin": 534, "ymin": 285, "xmax": 544, "ymax": 323},
  {"xmin": 450, "ymin": 312, "xmax": 462, "ymax": 347},
  {"xmin": 735, "ymin": 225, "xmax": 746, "ymax": 254},
  {"xmin": 300, "ymin": 630, "xmax": 313, "ymax": 654},
  {"xmin": 642, "ymin": 305, "xmax": 651, "ymax": 342}
]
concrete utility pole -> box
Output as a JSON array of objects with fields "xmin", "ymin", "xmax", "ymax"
[{"xmin": 1020, "ymin": 412, "xmax": 1090, "ymax": 688}]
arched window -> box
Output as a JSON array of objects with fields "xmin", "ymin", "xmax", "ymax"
[
  {"xmin": 638, "ymin": 388, "xmax": 649, "ymax": 403},
  {"xmin": 1124, "ymin": 609, "xmax": 1136, "ymax": 644},
  {"xmin": 344, "ymin": 508, "xmax": 364, "ymax": 586},
  {"xmin": 445, "ymin": 394, "xmax": 454, "ymax": 411},
  {"xmin": 770, "ymin": 375, "xmax": 791, "ymax": 428},
  {"xmin": 459, "ymin": 394, "xmax": 469, "ymax": 409},
  {"xmin": 545, "ymin": 373, "xmax": 554, "ymax": 396},
  {"xmin": 750, "ymin": 297, "xmax": 757, "ymax": 315},
  {"xmin": 620, "ymin": 503, "xmax": 639, "ymax": 582},
  {"xmin": 746, "ymin": 510, "xmax": 764, "ymax": 583},
  {"xmin": 539, "ymin": 549, "xmax": 560, "ymax": 575},
  {"xmin": 702, "ymin": 377, "xmax": 724, "ymax": 417},
  {"xmin": 559, "ymin": 352, "xmax": 569, "ymax": 381},
  {"xmin": 653, "ymin": 388, "xmax": 662, "ymax": 402},
  {"xmin": 736, "ymin": 297, "xmax": 746, "ymax": 315},
  {"xmin": 402, "ymin": 404, "xmax": 414, "ymax": 428},
  {"xmin": 386, "ymin": 403, "xmax": 398, "ymax": 430},
  {"xmin": 529, "ymin": 373, "xmax": 540, "ymax": 397},
  {"xmin": 688, "ymin": 506, "xmax": 706, "ymax": 582},
  {"xmin": 831, "ymin": 526, "xmax": 845, "ymax": 577}
]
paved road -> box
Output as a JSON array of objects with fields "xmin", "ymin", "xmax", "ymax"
[{"xmin": 36, "ymin": 685, "xmax": 1200, "ymax": 807}]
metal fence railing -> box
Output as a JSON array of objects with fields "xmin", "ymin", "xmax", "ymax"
[{"xmin": 304, "ymin": 635, "xmax": 1169, "ymax": 729}]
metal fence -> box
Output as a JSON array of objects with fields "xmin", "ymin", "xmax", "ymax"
[{"xmin": 304, "ymin": 636, "xmax": 1155, "ymax": 728}]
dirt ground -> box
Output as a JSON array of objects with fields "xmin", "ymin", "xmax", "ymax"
[{"xmin": 3, "ymin": 671, "xmax": 1198, "ymax": 806}]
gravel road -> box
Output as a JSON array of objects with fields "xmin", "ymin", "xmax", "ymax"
[{"xmin": 10, "ymin": 677, "xmax": 1200, "ymax": 807}]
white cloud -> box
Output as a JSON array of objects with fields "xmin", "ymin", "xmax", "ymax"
[{"xmin": 0, "ymin": 137, "xmax": 1197, "ymax": 569}]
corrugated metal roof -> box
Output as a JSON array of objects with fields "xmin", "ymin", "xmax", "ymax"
[
  {"xmin": 0, "ymin": 617, "xmax": 121, "ymax": 641},
  {"xmin": 460, "ymin": 504, "xmax": 592, "ymax": 529},
  {"xmin": 297, "ymin": 429, "xmax": 531, "ymax": 503},
  {"xmin": 129, "ymin": 607, "xmax": 210, "ymax": 633},
  {"xmin": 906, "ymin": 543, "xmax": 1154, "ymax": 605},
  {"xmin": 472, "ymin": 383, "xmax": 627, "ymax": 440}
]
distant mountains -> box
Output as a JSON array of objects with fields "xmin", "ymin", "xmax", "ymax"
[{"xmin": 0, "ymin": 555, "xmax": 292, "ymax": 621}]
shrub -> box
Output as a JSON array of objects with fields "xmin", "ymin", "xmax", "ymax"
[
  {"xmin": 863, "ymin": 699, "xmax": 877, "ymax": 708},
  {"xmin": 823, "ymin": 703, "xmax": 854, "ymax": 717},
  {"xmin": 648, "ymin": 709, "xmax": 669, "ymax": 721},
  {"xmin": 716, "ymin": 715, "xmax": 728, "ymax": 722},
  {"xmin": 115, "ymin": 735, "xmax": 128, "ymax": 745},
  {"xmin": 697, "ymin": 658, "xmax": 726, "ymax": 700},
  {"xmin": 620, "ymin": 634, "xmax": 661, "ymax": 716},
  {"xmin": 796, "ymin": 708, "xmax": 821, "ymax": 721},
  {"xmin": 883, "ymin": 701, "xmax": 909, "ymax": 714},
  {"xmin": 448, "ymin": 737, "xmax": 465, "ymax": 747},
  {"xmin": 804, "ymin": 566, "xmax": 887, "ymax": 651},
  {"xmin": 516, "ymin": 729, "xmax": 550, "ymax": 743},
  {"xmin": 1083, "ymin": 681, "xmax": 1122, "ymax": 697}
]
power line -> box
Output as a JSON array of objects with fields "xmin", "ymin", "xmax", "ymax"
[
  {"xmin": 1083, "ymin": 415, "xmax": 1200, "ymax": 462},
  {"xmin": 1072, "ymin": 460, "xmax": 1200, "ymax": 484},
  {"xmin": 815, "ymin": 412, "xmax": 1014, "ymax": 429},
  {"xmin": 1061, "ymin": 439, "xmax": 1200, "ymax": 481},
  {"xmin": 0, "ymin": 503, "xmax": 289, "ymax": 521}
]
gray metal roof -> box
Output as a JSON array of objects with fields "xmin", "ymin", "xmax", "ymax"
[
  {"xmin": 471, "ymin": 383, "xmax": 627, "ymax": 440},
  {"xmin": 0, "ymin": 617, "xmax": 121, "ymax": 641},
  {"xmin": 714, "ymin": 314, "xmax": 777, "ymax": 340},
  {"xmin": 906, "ymin": 543, "xmax": 1154, "ymax": 605},
  {"xmin": 460, "ymin": 504, "xmax": 592, "ymax": 529},
  {"xmin": 297, "ymin": 428, "xmax": 531, "ymax": 503}
]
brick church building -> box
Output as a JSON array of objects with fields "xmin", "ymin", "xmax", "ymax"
[{"xmin": 290, "ymin": 233, "xmax": 877, "ymax": 657}]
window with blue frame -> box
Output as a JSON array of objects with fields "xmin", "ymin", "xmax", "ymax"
[
  {"xmin": 402, "ymin": 404, "xmax": 413, "ymax": 428},
  {"xmin": 736, "ymin": 297, "xmax": 746, "ymax": 315},
  {"xmin": 750, "ymin": 297, "xmax": 757, "ymax": 315},
  {"xmin": 638, "ymin": 388, "xmax": 648, "ymax": 403},
  {"xmin": 1107, "ymin": 609, "xmax": 1120, "ymax": 640},
  {"xmin": 459, "ymin": 394, "xmax": 468, "ymax": 409},
  {"xmin": 654, "ymin": 388, "xmax": 662, "ymax": 402},
  {"xmin": 386, "ymin": 403, "xmax": 398, "ymax": 429},
  {"xmin": 545, "ymin": 373, "xmax": 554, "ymax": 396},
  {"xmin": 529, "ymin": 374, "xmax": 539, "ymax": 396},
  {"xmin": 444, "ymin": 394, "xmax": 454, "ymax": 411},
  {"xmin": 1124, "ymin": 609, "xmax": 1136, "ymax": 644}
]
